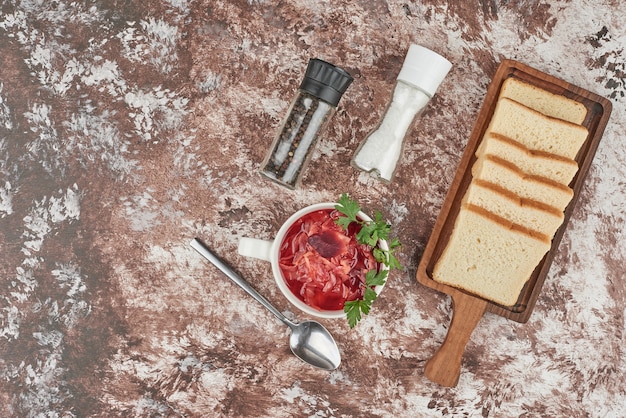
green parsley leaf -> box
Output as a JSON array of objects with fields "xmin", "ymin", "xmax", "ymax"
[
  {"xmin": 372, "ymin": 248, "xmax": 386, "ymax": 264},
  {"xmin": 356, "ymin": 222, "xmax": 378, "ymax": 246},
  {"xmin": 334, "ymin": 216, "xmax": 351, "ymax": 230},
  {"xmin": 344, "ymin": 300, "xmax": 365, "ymax": 328},
  {"xmin": 366, "ymin": 269, "xmax": 388, "ymax": 287},
  {"xmin": 335, "ymin": 193, "xmax": 360, "ymax": 223},
  {"xmin": 387, "ymin": 252, "xmax": 402, "ymax": 271}
]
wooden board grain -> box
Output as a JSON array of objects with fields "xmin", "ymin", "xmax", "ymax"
[{"xmin": 416, "ymin": 59, "xmax": 612, "ymax": 386}]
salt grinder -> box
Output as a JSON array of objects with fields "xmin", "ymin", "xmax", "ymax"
[
  {"xmin": 260, "ymin": 59, "xmax": 353, "ymax": 189},
  {"xmin": 351, "ymin": 45, "xmax": 452, "ymax": 182}
]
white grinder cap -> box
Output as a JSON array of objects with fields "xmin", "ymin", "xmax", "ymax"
[{"xmin": 397, "ymin": 45, "xmax": 452, "ymax": 97}]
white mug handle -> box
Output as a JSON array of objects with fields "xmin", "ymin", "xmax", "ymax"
[{"xmin": 238, "ymin": 237, "xmax": 273, "ymax": 262}]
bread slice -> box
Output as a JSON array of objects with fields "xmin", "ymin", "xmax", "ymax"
[
  {"xmin": 499, "ymin": 78, "xmax": 587, "ymax": 124},
  {"xmin": 433, "ymin": 204, "xmax": 552, "ymax": 306},
  {"xmin": 476, "ymin": 133, "xmax": 579, "ymax": 185},
  {"xmin": 463, "ymin": 179, "xmax": 564, "ymax": 238},
  {"xmin": 471, "ymin": 155, "xmax": 574, "ymax": 211},
  {"xmin": 485, "ymin": 98, "xmax": 588, "ymax": 159}
]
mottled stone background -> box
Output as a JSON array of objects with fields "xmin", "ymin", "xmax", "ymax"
[{"xmin": 1, "ymin": 0, "xmax": 624, "ymax": 417}]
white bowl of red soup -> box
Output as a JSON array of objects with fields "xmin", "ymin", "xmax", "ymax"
[{"xmin": 274, "ymin": 203, "xmax": 388, "ymax": 318}]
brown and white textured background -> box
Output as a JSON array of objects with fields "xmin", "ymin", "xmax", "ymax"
[{"xmin": 0, "ymin": 0, "xmax": 624, "ymax": 416}]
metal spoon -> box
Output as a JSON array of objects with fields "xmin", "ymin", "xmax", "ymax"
[{"xmin": 190, "ymin": 238, "xmax": 341, "ymax": 370}]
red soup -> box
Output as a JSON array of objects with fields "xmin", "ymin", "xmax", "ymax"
[{"xmin": 278, "ymin": 208, "xmax": 381, "ymax": 311}]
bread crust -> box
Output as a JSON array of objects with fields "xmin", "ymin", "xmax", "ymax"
[
  {"xmin": 471, "ymin": 179, "xmax": 564, "ymax": 219},
  {"xmin": 486, "ymin": 97, "xmax": 588, "ymax": 159},
  {"xmin": 464, "ymin": 203, "xmax": 551, "ymax": 243},
  {"xmin": 476, "ymin": 132, "xmax": 580, "ymax": 185},
  {"xmin": 480, "ymin": 154, "xmax": 573, "ymax": 194},
  {"xmin": 485, "ymin": 133, "xmax": 578, "ymax": 166},
  {"xmin": 499, "ymin": 77, "xmax": 587, "ymax": 124}
]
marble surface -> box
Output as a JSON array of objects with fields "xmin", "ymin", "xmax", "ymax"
[{"xmin": 1, "ymin": 0, "xmax": 625, "ymax": 416}]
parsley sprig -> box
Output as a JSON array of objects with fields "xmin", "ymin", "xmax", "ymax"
[{"xmin": 334, "ymin": 193, "xmax": 402, "ymax": 328}]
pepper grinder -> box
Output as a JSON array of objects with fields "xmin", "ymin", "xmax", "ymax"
[
  {"xmin": 260, "ymin": 59, "xmax": 353, "ymax": 189},
  {"xmin": 351, "ymin": 45, "xmax": 452, "ymax": 183}
]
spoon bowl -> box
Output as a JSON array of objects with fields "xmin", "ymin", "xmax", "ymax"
[
  {"xmin": 288, "ymin": 320, "xmax": 341, "ymax": 370},
  {"xmin": 190, "ymin": 238, "xmax": 341, "ymax": 370}
]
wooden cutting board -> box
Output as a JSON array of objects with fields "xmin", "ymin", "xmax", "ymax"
[{"xmin": 416, "ymin": 59, "xmax": 613, "ymax": 387}]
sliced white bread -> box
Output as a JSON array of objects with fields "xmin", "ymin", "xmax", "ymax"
[
  {"xmin": 463, "ymin": 179, "xmax": 564, "ymax": 238},
  {"xmin": 471, "ymin": 154, "xmax": 574, "ymax": 211},
  {"xmin": 499, "ymin": 78, "xmax": 587, "ymax": 124},
  {"xmin": 433, "ymin": 204, "xmax": 552, "ymax": 307},
  {"xmin": 476, "ymin": 133, "xmax": 579, "ymax": 185},
  {"xmin": 485, "ymin": 98, "xmax": 588, "ymax": 159}
]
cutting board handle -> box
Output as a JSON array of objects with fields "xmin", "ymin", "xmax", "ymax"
[{"xmin": 424, "ymin": 289, "xmax": 488, "ymax": 387}]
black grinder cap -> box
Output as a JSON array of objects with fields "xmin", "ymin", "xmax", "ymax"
[{"xmin": 299, "ymin": 59, "xmax": 354, "ymax": 107}]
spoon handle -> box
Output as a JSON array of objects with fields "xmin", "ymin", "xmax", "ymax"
[{"xmin": 190, "ymin": 238, "xmax": 293, "ymax": 327}]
